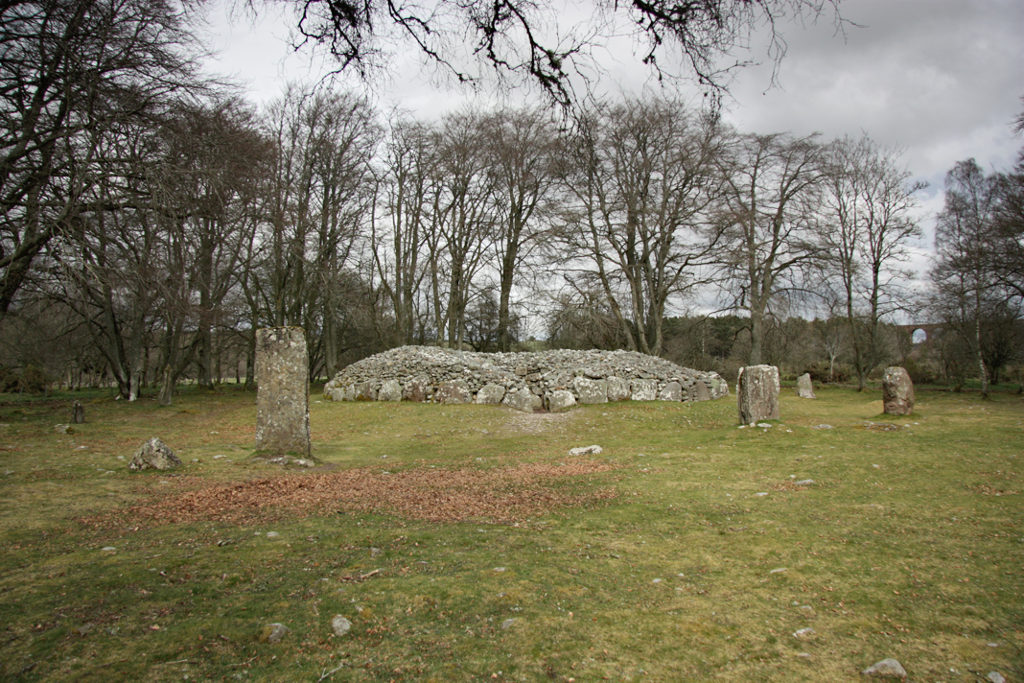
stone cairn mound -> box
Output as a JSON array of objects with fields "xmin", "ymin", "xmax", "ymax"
[{"xmin": 324, "ymin": 346, "xmax": 728, "ymax": 412}]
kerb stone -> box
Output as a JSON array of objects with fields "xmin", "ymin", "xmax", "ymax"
[{"xmin": 255, "ymin": 327, "xmax": 311, "ymax": 458}]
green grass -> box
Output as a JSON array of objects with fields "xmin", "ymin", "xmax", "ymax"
[{"xmin": 1, "ymin": 386, "xmax": 1022, "ymax": 681}]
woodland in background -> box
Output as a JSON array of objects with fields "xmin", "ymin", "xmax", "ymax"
[{"xmin": 1, "ymin": 1, "xmax": 1022, "ymax": 401}]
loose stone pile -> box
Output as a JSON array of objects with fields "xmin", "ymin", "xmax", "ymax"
[{"xmin": 324, "ymin": 346, "xmax": 728, "ymax": 412}]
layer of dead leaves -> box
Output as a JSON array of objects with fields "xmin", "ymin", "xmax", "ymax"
[{"xmin": 90, "ymin": 460, "xmax": 619, "ymax": 528}]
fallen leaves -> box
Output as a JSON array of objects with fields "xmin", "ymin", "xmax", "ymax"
[{"xmin": 87, "ymin": 460, "xmax": 619, "ymax": 528}]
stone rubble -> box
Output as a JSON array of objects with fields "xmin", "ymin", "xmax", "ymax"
[{"xmin": 324, "ymin": 346, "xmax": 728, "ymax": 412}]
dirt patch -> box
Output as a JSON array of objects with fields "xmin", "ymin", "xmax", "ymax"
[{"xmin": 89, "ymin": 460, "xmax": 618, "ymax": 527}]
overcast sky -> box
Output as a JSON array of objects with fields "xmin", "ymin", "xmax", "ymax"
[{"xmin": 198, "ymin": 0, "xmax": 1024, "ymax": 287}]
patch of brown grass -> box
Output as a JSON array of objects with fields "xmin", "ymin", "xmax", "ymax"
[{"xmin": 89, "ymin": 460, "xmax": 619, "ymax": 527}]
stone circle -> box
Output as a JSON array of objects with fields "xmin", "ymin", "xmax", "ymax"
[{"xmin": 324, "ymin": 346, "xmax": 728, "ymax": 412}]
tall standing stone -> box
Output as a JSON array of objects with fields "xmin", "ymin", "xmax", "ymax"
[
  {"xmin": 737, "ymin": 365, "xmax": 780, "ymax": 425},
  {"xmin": 882, "ymin": 366, "xmax": 914, "ymax": 415},
  {"xmin": 796, "ymin": 373, "xmax": 816, "ymax": 399},
  {"xmin": 255, "ymin": 327, "xmax": 311, "ymax": 457}
]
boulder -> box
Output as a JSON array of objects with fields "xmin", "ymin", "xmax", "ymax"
[
  {"xmin": 737, "ymin": 365, "xmax": 780, "ymax": 425},
  {"xmin": 861, "ymin": 658, "xmax": 907, "ymax": 679},
  {"xmin": 129, "ymin": 438, "xmax": 181, "ymax": 471},
  {"xmin": 259, "ymin": 622, "xmax": 290, "ymax": 643},
  {"xmin": 882, "ymin": 366, "xmax": 914, "ymax": 415}
]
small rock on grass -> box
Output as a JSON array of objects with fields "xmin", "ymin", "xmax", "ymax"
[
  {"xmin": 861, "ymin": 658, "xmax": 907, "ymax": 679},
  {"xmin": 331, "ymin": 615, "xmax": 352, "ymax": 636},
  {"xmin": 568, "ymin": 445, "xmax": 602, "ymax": 456},
  {"xmin": 792, "ymin": 627, "xmax": 815, "ymax": 639},
  {"xmin": 987, "ymin": 673, "xmax": 1006, "ymax": 683},
  {"xmin": 259, "ymin": 623, "xmax": 289, "ymax": 643}
]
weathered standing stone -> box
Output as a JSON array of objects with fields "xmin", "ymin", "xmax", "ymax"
[
  {"xmin": 882, "ymin": 366, "xmax": 914, "ymax": 415},
  {"xmin": 796, "ymin": 373, "xmax": 816, "ymax": 399},
  {"xmin": 71, "ymin": 400, "xmax": 85, "ymax": 424},
  {"xmin": 129, "ymin": 437, "xmax": 181, "ymax": 471},
  {"xmin": 255, "ymin": 327, "xmax": 311, "ymax": 458},
  {"xmin": 737, "ymin": 365, "xmax": 780, "ymax": 425}
]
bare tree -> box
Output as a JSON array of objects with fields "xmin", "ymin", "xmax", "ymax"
[
  {"xmin": 559, "ymin": 98, "xmax": 726, "ymax": 356},
  {"xmin": 480, "ymin": 107, "xmax": 560, "ymax": 351},
  {"xmin": 716, "ymin": 131, "xmax": 826, "ymax": 364},
  {"xmin": 823, "ymin": 135, "xmax": 923, "ymax": 390},
  {"xmin": 249, "ymin": 86, "xmax": 381, "ymax": 375},
  {"xmin": 0, "ymin": 0, "xmax": 200, "ymax": 321},
  {"xmin": 429, "ymin": 111, "xmax": 498, "ymax": 348},
  {"xmin": 371, "ymin": 118, "xmax": 434, "ymax": 345},
  {"xmin": 931, "ymin": 159, "xmax": 1004, "ymax": 398}
]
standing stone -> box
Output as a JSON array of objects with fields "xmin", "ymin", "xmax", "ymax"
[
  {"xmin": 882, "ymin": 366, "xmax": 914, "ymax": 415},
  {"xmin": 737, "ymin": 365, "xmax": 780, "ymax": 425},
  {"xmin": 796, "ymin": 373, "xmax": 816, "ymax": 399},
  {"xmin": 255, "ymin": 327, "xmax": 311, "ymax": 458},
  {"xmin": 71, "ymin": 400, "xmax": 85, "ymax": 424}
]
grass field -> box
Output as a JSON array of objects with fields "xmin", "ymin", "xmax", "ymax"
[{"xmin": 0, "ymin": 385, "xmax": 1021, "ymax": 681}]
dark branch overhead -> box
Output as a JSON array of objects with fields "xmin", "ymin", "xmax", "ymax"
[{"xmin": 263, "ymin": 0, "xmax": 842, "ymax": 108}]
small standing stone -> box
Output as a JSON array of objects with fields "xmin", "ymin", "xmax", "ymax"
[
  {"xmin": 737, "ymin": 365, "xmax": 780, "ymax": 425},
  {"xmin": 254, "ymin": 327, "xmax": 311, "ymax": 458},
  {"xmin": 796, "ymin": 373, "xmax": 816, "ymax": 399},
  {"xmin": 71, "ymin": 400, "xmax": 85, "ymax": 424},
  {"xmin": 861, "ymin": 658, "xmax": 907, "ymax": 679},
  {"xmin": 129, "ymin": 438, "xmax": 181, "ymax": 471},
  {"xmin": 881, "ymin": 366, "xmax": 914, "ymax": 415}
]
